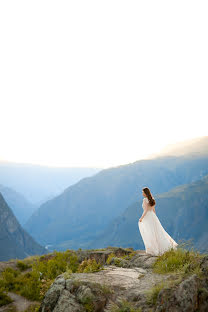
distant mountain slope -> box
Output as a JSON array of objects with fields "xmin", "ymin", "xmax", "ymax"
[
  {"xmin": 87, "ymin": 174, "xmax": 208, "ymax": 252},
  {"xmin": 0, "ymin": 161, "xmax": 102, "ymax": 204},
  {"xmin": 24, "ymin": 150, "xmax": 208, "ymax": 250},
  {"xmin": 0, "ymin": 184, "xmax": 36, "ymax": 225},
  {"xmin": 0, "ymin": 192, "xmax": 48, "ymax": 261}
]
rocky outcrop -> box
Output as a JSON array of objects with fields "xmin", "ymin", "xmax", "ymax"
[
  {"xmin": 38, "ymin": 248, "xmax": 162, "ymax": 311},
  {"xmin": 153, "ymin": 255, "xmax": 208, "ymax": 312},
  {"xmin": 39, "ymin": 247, "xmax": 208, "ymax": 312}
]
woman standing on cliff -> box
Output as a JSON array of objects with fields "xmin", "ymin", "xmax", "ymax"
[{"xmin": 138, "ymin": 187, "xmax": 178, "ymax": 256}]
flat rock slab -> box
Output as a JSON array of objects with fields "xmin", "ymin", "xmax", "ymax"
[
  {"xmin": 68, "ymin": 264, "xmax": 171, "ymax": 297},
  {"xmin": 70, "ymin": 265, "xmax": 147, "ymax": 289}
]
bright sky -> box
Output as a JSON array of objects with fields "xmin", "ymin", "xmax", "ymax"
[{"xmin": 0, "ymin": 1, "xmax": 207, "ymax": 169}]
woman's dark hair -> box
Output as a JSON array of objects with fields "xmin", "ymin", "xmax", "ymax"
[{"xmin": 142, "ymin": 187, "xmax": 156, "ymax": 206}]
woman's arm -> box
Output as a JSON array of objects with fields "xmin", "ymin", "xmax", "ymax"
[
  {"xmin": 139, "ymin": 199, "xmax": 148, "ymax": 221},
  {"xmin": 140, "ymin": 208, "xmax": 148, "ymax": 221}
]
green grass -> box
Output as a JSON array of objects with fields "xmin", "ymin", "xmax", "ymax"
[
  {"xmin": 24, "ymin": 303, "xmax": 41, "ymax": 312},
  {"xmin": 146, "ymin": 281, "xmax": 166, "ymax": 305},
  {"xmin": 78, "ymin": 295, "xmax": 94, "ymax": 312},
  {"xmin": 110, "ymin": 299, "xmax": 142, "ymax": 312},
  {"xmin": 145, "ymin": 272, "xmax": 186, "ymax": 306},
  {"xmin": 152, "ymin": 241, "xmax": 206, "ymax": 277}
]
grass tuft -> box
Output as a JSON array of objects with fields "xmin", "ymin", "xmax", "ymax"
[
  {"xmin": 152, "ymin": 240, "xmax": 205, "ymax": 277},
  {"xmin": 110, "ymin": 299, "xmax": 142, "ymax": 312}
]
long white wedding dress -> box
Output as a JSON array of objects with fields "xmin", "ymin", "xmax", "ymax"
[{"xmin": 138, "ymin": 197, "xmax": 178, "ymax": 256}]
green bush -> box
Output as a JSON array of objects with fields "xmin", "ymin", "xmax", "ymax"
[
  {"xmin": 0, "ymin": 267, "xmax": 20, "ymax": 291},
  {"xmin": 32, "ymin": 250, "xmax": 79, "ymax": 280},
  {"xmin": 77, "ymin": 258, "xmax": 103, "ymax": 273},
  {"xmin": 0, "ymin": 288, "xmax": 13, "ymax": 307},
  {"xmin": 16, "ymin": 260, "xmax": 31, "ymax": 271},
  {"xmin": 17, "ymin": 270, "xmax": 41, "ymax": 301}
]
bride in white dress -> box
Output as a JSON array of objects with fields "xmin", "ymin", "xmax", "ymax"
[{"xmin": 138, "ymin": 187, "xmax": 178, "ymax": 256}]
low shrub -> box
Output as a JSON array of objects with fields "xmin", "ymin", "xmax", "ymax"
[
  {"xmin": 16, "ymin": 260, "xmax": 31, "ymax": 271},
  {"xmin": 0, "ymin": 267, "xmax": 20, "ymax": 291},
  {"xmin": 77, "ymin": 258, "xmax": 103, "ymax": 273},
  {"xmin": 0, "ymin": 288, "xmax": 13, "ymax": 307}
]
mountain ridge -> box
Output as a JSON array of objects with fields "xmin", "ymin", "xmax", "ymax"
[
  {"xmin": 0, "ymin": 184, "xmax": 36, "ymax": 225},
  {"xmin": 0, "ymin": 192, "xmax": 48, "ymax": 261}
]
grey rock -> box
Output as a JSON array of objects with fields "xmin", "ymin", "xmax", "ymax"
[
  {"xmin": 76, "ymin": 284, "xmax": 95, "ymax": 303},
  {"xmin": 155, "ymin": 274, "xmax": 199, "ymax": 312},
  {"xmin": 200, "ymin": 255, "xmax": 208, "ymax": 275},
  {"xmin": 0, "ymin": 192, "xmax": 47, "ymax": 261},
  {"xmin": 197, "ymin": 286, "xmax": 208, "ymax": 312},
  {"xmin": 53, "ymin": 289, "xmax": 84, "ymax": 312},
  {"xmin": 129, "ymin": 253, "xmax": 157, "ymax": 269},
  {"xmin": 39, "ymin": 283, "xmax": 65, "ymax": 312},
  {"xmin": 118, "ymin": 259, "xmax": 130, "ymax": 268},
  {"xmin": 174, "ymin": 274, "xmax": 198, "ymax": 312},
  {"xmin": 54, "ymin": 276, "xmax": 66, "ymax": 287}
]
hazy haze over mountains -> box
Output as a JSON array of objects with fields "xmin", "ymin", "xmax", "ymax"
[
  {"xmin": 149, "ymin": 136, "xmax": 208, "ymax": 158},
  {"xmin": 0, "ymin": 162, "xmax": 102, "ymax": 204}
]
